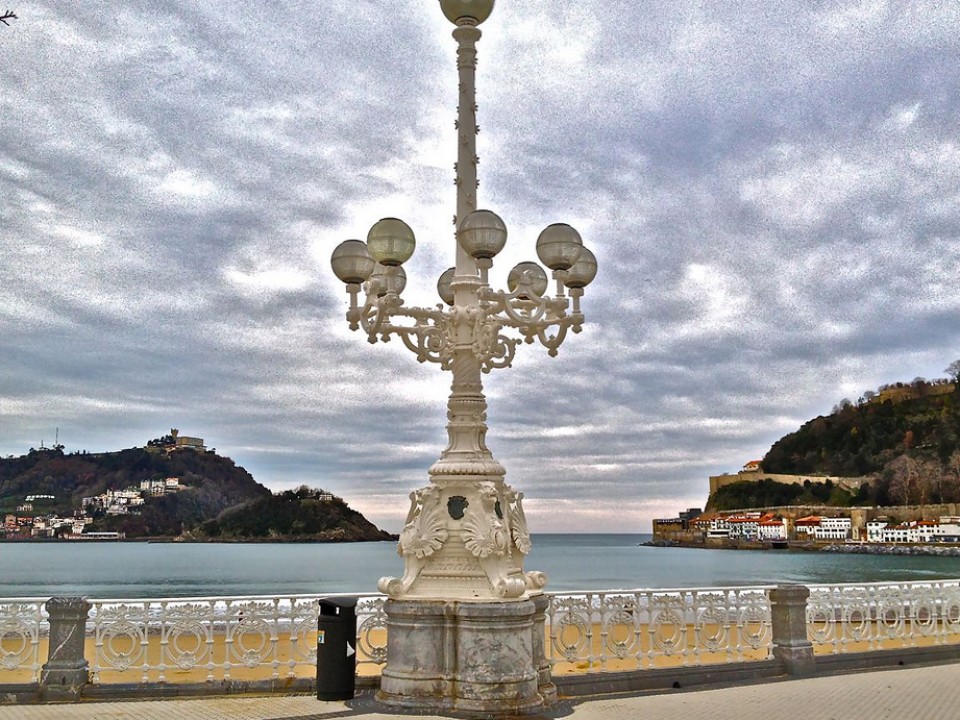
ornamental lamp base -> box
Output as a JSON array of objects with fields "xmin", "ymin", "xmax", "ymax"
[{"xmin": 376, "ymin": 597, "xmax": 555, "ymax": 716}]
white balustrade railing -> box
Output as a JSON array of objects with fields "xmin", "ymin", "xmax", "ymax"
[
  {"xmin": 807, "ymin": 580, "xmax": 960, "ymax": 654},
  {"xmin": 7, "ymin": 580, "xmax": 960, "ymax": 686},
  {"xmin": 0, "ymin": 598, "xmax": 46, "ymax": 683},
  {"xmin": 85, "ymin": 593, "xmax": 387, "ymax": 684},
  {"xmin": 0, "ymin": 593, "xmax": 387, "ymax": 685},
  {"xmin": 543, "ymin": 587, "xmax": 774, "ymax": 672}
]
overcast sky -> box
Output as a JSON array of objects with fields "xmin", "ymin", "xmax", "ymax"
[{"xmin": 3, "ymin": 1, "xmax": 959, "ymax": 533}]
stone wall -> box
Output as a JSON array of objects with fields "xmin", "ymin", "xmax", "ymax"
[{"xmin": 708, "ymin": 471, "xmax": 872, "ymax": 496}]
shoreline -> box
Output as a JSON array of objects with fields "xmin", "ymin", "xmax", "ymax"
[
  {"xmin": 0, "ymin": 536, "xmax": 399, "ymax": 544},
  {"xmin": 644, "ymin": 539, "xmax": 960, "ymax": 556}
]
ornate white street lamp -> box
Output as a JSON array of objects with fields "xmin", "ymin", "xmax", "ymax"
[{"xmin": 330, "ymin": 0, "xmax": 596, "ymax": 713}]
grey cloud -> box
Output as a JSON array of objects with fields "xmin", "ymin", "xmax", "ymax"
[{"xmin": 3, "ymin": 1, "xmax": 960, "ymax": 532}]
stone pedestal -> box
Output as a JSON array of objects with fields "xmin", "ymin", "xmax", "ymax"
[
  {"xmin": 377, "ymin": 597, "xmax": 552, "ymax": 715},
  {"xmin": 40, "ymin": 597, "xmax": 91, "ymax": 700},
  {"xmin": 770, "ymin": 584, "xmax": 816, "ymax": 676}
]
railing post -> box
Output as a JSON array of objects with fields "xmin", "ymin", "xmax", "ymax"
[
  {"xmin": 531, "ymin": 593, "xmax": 557, "ymax": 704},
  {"xmin": 40, "ymin": 596, "xmax": 91, "ymax": 700},
  {"xmin": 770, "ymin": 584, "xmax": 815, "ymax": 676}
]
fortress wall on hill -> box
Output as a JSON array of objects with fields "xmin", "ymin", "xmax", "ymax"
[{"xmin": 708, "ymin": 471, "xmax": 872, "ymax": 496}]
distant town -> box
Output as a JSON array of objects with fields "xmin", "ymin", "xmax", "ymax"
[
  {"xmin": 2, "ymin": 430, "xmax": 208, "ymax": 541},
  {"xmin": 655, "ymin": 507, "xmax": 960, "ymax": 545},
  {"xmin": 653, "ymin": 459, "xmax": 960, "ymax": 550},
  {"xmin": 4, "ymin": 477, "xmax": 184, "ymax": 540}
]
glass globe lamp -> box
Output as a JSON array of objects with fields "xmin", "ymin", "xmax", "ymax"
[
  {"xmin": 369, "ymin": 264, "xmax": 407, "ymax": 298},
  {"xmin": 437, "ymin": 267, "xmax": 456, "ymax": 305},
  {"xmin": 563, "ymin": 247, "xmax": 597, "ymax": 289},
  {"xmin": 331, "ymin": 240, "xmax": 376, "ymax": 285},
  {"xmin": 439, "ymin": 0, "xmax": 495, "ymax": 25},
  {"xmin": 536, "ymin": 223, "xmax": 583, "ymax": 271},
  {"xmin": 367, "ymin": 218, "xmax": 416, "ymax": 267},
  {"xmin": 507, "ymin": 261, "xmax": 549, "ymax": 298},
  {"xmin": 458, "ymin": 209, "xmax": 507, "ymax": 261}
]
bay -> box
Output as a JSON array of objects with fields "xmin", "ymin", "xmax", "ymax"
[{"xmin": 1, "ymin": 534, "xmax": 959, "ymax": 599}]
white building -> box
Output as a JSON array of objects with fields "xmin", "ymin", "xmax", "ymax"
[
  {"xmin": 879, "ymin": 521, "xmax": 938, "ymax": 543},
  {"xmin": 706, "ymin": 516, "xmax": 731, "ymax": 539},
  {"xmin": 140, "ymin": 477, "xmax": 181, "ymax": 496},
  {"xmin": 812, "ymin": 517, "xmax": 852, "ymax": 541},
  {"xmin": 758, "ymin": 518, "xmax": 787, "ymax": 541},
  {"xmin": 866, "ymin": 520, "xmax": 889, "ymax": 542},
  {"xmin": 794, "ymin": 516, "xmax": 821, "ymax": 538}
]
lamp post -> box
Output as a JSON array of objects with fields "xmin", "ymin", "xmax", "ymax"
[{"xmin": 331, "ymin": 1, "xmax": 596, "ymax": 713}]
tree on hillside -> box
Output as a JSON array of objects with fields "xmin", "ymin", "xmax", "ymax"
[
  {"xmin": 944, "ymin": 450, "xmax": 960, "ymax": 503},
  {"xmin": 946, "ymin": 360, "xmax": 960, "ymax": 383},
  {"xmin": 888, "ymin": 454, "xmax": 942, "ymax": 511},
  {"xmin": 888, "ymin": 454, "xmax": 921, "ymax": 507}
]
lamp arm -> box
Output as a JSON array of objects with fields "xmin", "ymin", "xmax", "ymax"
[
  {"xmin": 396, "ymin": 322, "xmax": 453, "ymax": 366},
  {"xmin": 533, "ymin": 319, "xmax": 571, "ymax": 358},
  {"xmin": 354, "ymin": 299, "xmax": 455, "ymax": 366},
  {"xmin": 357, "ymin": 295, "xmax": 390, "ymax": 341},
  {"xmin": 479, "ymin": 331, "xmax": 519, "ymax": 372},
  {"xmin": 468, "ymin": 313, "xmax": 520, "ymax": 372},
  {"xmin": 478, "ymin": 287, "xmax": 567, "ymax": 326}
]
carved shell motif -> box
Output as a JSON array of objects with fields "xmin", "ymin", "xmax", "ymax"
[
  {"xmin": 463, "ymin": 513, "xmax": 508, "ymax": 558},
  {"xmin": 399, "ymin": 488, "xmax": 448, "ymax": 559}
]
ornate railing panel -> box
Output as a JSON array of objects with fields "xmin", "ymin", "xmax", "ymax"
[
  {"xmin": 356, "ymin": 595, "xmax": 387, "ymax": 669},
  {"xmin": 87, "ymin": 593, "xmax": 387, "ymax": 684},
  {"xmin": 0, "ymin": 599, "xmax": 46, "ymax": 683},
  {"xmin": 807, "ymin": 580, "xmax": 960, "ymax": 654},
  {"xmin": 543, "ymin": 588, "xmax": 774, "ymax": 673},
  {"xmin": 11, "ymin": 579, "xmax": 960, "ymax": 688}
]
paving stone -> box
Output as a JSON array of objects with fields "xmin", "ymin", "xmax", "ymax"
[{"xmin": 1, "ymin": 663, "xmax": 959, "ymax": 720}]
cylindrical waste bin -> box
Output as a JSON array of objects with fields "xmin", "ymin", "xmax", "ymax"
[{"xmin": 317, "ymin": 597, "xmax": 358, "ymax": 700}]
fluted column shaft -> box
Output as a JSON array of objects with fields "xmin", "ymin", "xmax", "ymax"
[{"xmin": 442, "ymin": 20, "xmax": 494, "ymax": 468}]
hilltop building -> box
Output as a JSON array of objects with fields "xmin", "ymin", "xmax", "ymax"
[{"xmin": 145, "ymin": 429, "xmax": 206, "ymax": 453}]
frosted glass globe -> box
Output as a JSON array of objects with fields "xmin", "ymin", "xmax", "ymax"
[
  {"xmin": 367, "ymin": 218, "xmax": 416, "ymax": 267},
  {"xmin": 459, "ymin": 209, "xmax": 507, "ymax": 260},
  {"xmin": 439, "ymin": 0, "xmax": 495, "ymax": 25},
  {"xmin": 564, "ymin": 247, "xmax": 597, "ymax": 289},
  {"xmin": 507, "ymin": 262, "xmax": 549, "ymax": 298},
  {"xmin": 536, "ymin": 223, "xmax": 583, "ymax": 271},
  {"xmin": 331, "ymin": 240, "xmax": 375, "ymax": 284}
]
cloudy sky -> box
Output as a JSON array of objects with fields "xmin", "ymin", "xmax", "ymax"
[{"xmin": 3, "ymin": 1, "xmax": 959, "ymax": 533}]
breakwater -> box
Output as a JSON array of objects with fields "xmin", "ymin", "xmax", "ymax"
[{"xmin": 821, "ymin": 543, "xmax": 960, "ymax": 556}]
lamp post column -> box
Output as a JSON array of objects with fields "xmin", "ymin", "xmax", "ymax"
[
  {"xmin": 443, "ymin": 18, "xmax": 492, "ymax": 470},
  {"xmin": 453, "ymin": 19, "xmax": 481, "ymax": 273}
]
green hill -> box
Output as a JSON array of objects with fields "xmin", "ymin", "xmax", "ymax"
[
  {"xmin": 196, "ymin": 486, "xmax": 394, "ymax": 542},
  {"xmin": 0, "ymin": 440, "xmax": 393, "ymax": 541},
  {"xmin": 708, "ymin": 477, "xmax": 857, "ymax": 512},
  {"xmin": 751, "ymin": 377, "xmax": 960, "ymax": 508}
]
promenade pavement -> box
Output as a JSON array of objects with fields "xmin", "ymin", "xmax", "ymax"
[{"xmin": 2, "ymin": 662, "xmax": 959, "ymax": 720}]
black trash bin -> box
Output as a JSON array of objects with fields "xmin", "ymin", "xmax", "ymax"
[{"xmin": 316, "ymin": 597, "xmax": 358, "ymax": 700}]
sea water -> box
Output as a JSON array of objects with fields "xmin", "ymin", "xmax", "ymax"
[{"xmin": 1, "ymin": 534, "xmax": 959, "ymax": 598}]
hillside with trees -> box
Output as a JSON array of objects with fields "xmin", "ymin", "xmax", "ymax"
[
  {"xmin": 708, "ymin": 477, "xmax": 858, "ymax": 512},
  {"xmin": 753, "ymin": 368, "xmax": 960, "ymax": 508},
  {"xmin": 196, "ymin": 486, "xmax": 394, "ymax": 542},
  {"xmin": 0, "ymin": 438, "xmax": 393, "ymax": 541}
]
